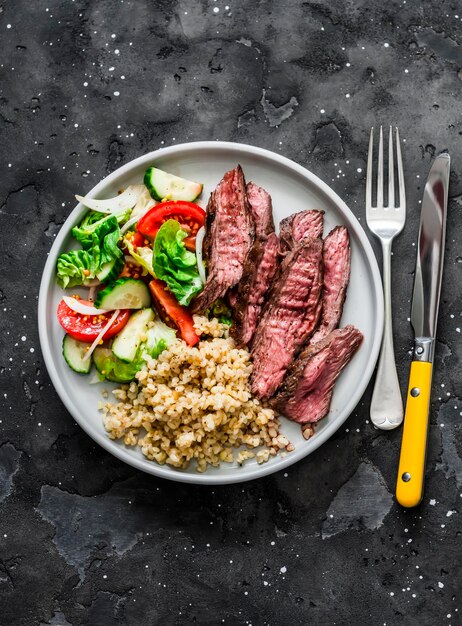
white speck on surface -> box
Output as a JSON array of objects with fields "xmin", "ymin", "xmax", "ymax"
[
  {"xmin": 357, "ymin": 168, "xmax": 362, "ymax": 173},
  {"xmin": 384, "ymin": 42, "xmax": 390, "ymax": 47},
  {"xmin": 438, "ymin": 581, "xmax": 444, "ymax": 588},
  {"xmin": 280, "ymin": 566, "xmax": 287, "ymax": 574},
  {"xmin": 111, "ymin": 33, "xmax": 116, "ymax": 38},
  {"xmin": 114, "ymin": 49, "xmax": 120, "ymax": 55},
  {"xmin": 114, "ymin": 91, "xmax": 120, "ymax": 96},
  {"xmin": 345, "ymin": 93, "xmax": 350, "ymax": 98},
  {"xmin": 21, "ymin": 336, "xmax": 26, "ymax": 341},
  {"xmin": 213, "ymin": 6, "xmax": 219, "ymax": 12},
  {"xmin": 320, "ymin": 108, "xmax": 325, "ymax": 114},
  {"xmin": 7, "ymin": 24, "xmax": 12, "ymax": 29},
  {"xmin": 446, "ymin": 510, "xmax": 455, "ymax": 517}
]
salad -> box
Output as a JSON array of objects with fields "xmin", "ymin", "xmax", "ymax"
[{"xmin": 55, "ymin": 166, "xmax": 229, "ymax": 383}]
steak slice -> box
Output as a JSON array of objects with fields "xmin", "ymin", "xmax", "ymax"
[
  {"xmin": 270, "ymin": 325, "xmax": 363, "ymax": 426},
  {"xmin": 250, "ymin": 237, "xmax": 324, "ymax": 399},
  {"xmin": 279, "ymin": 210, "xmax": 324, "ymax": 254},
  {"xmin": 231, "ymin": 232, "xmax": 279, "ymax": 346},
  {"xmin": 311, "ymin": 226, "xmax": 351, "ymax": 343},
  {"xmin": 246, "ymin": 182, "xmax": 275, "ymax": 238},
  {"xmin": 192, "ymin": 165, "xmax": 255, "ymax": 313}
]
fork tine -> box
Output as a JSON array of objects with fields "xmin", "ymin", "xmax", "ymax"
[
  {"xmin": 395, "ymin": 127, "xmax": 405, "ymax": 209},
  {"xmin": 366, "ymin": 127, "xmax": 374, "ymax": 209},
  {"xmin": 388, "ymin": 126, "xmax": 394, "ymax": 207},
  {"xmin": 377, "ymin": 126, "xmax": 383, "ymax": 207}
]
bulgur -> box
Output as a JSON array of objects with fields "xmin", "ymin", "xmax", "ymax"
[{"xmin": 102, "ymin": 316, "xmax": 291, "ymax": 472}]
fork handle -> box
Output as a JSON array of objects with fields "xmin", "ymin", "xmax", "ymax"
[{"xmin": 370, "ymin": 239, "xmax": 404, "ymax": 430}]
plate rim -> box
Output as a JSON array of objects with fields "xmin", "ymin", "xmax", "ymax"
[{"xmin": 38, "ymin": 140, "xmax": 384, "ymax": 485}]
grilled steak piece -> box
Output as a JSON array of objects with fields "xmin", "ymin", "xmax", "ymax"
[
  {"xmin": 231, "ymin": 233, "xmax": 279, "ymax": 346},
  {"xmin": 192, "ymin": 165, "xmax": 255, "ymax": 313},
  {"xmin": 279, "ymin": 210, "xmax": 324, "ymax": 254},
  {"xmin": 311, "ymin": 226, "xmax": 351, "ymax": 343},
  {"xmin": 270, "ymin": 325, "xmax": 363, "ymax": 426},
  {"xmin": 230, "ymin": 182, "xmax": 277, "ymax": 346},
  {"xmin": 246, "ymin": 182, "xmax": 275, "ymax": 239},
  {"xmin": 250, "ymin": 237, "xmax": 324, "ymax": 399}
]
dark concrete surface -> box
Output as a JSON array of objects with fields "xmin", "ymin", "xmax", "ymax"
[{"xmin": 1, "ymin": 1, "xmax": 462, "ymax": 624}]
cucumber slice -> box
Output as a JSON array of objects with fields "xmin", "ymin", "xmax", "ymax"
[
  {"xmin": 112, "ymin": 308, "xmax": 155, "ymax": 363},
  {"xmin": 96, "ymin": 255, "xmax": 124, "ymax": 283},
  {"xmin": 95, "ymin": 278, "xmax": 151, "ymax": 310},
  {"xmin": 62, "ymin": 334, "xmax": 92, "ymax": 374},
  {"xmin": 144, "ymin": 167, "xmax": 203, "ymax": 202},
  {"xmin": 93, "ymin": 347, "xmax": 140, "ymax": 383}
]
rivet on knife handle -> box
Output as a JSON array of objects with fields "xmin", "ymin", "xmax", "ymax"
[{"xmin": 396, "ymin": 360, "xmax": 433, "ymax": 507}]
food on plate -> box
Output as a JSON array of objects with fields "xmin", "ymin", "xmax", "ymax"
[
  {"xmin": 278, "ymin": 209, "xmax": 324, "ymax": 254},
  {"xmin": 231, "ymin": 183, "xmax": 279, "ymax": 347},
  {"xmin": 191, "ymin": 165, "xmax": 255, "ymax": 313},
  {"xmin": 136, "ymin": 200, "xmax": 206, "ymax": 251},
  {"xmin": 246, "ymin": 181, "xmax": 275, "ymax": 238},
  {"xmin": 53, "ymin": 160, "xmax": 362, "ymax": 471},
  {"xmin": 250, "ymin": 237, "xmax": 324, "ymax": 399},
  {"xmin": 270, "ymin": 325, "xmax": 363, "ymax": 435},
  {"xmin": 102, "ymin": 317, "xmax": 291, "ymax": 471},
  {"xmin": 57, "ymin": 299, "xmax": 130, "ymax": 343},
  {"xmin": 310, "ymin": 226, "xmax": 351, "ymax": 343},
  {"xmin": 144, "ymin": 167, "xmax": 203, "ymax": 202},
  {"xmin": 148, "ymin": 279, "xmax": 199, "ymax": 346},
  {"xmin": 231, "ymin": 233, "xmax": 279, "ymax": 347}
]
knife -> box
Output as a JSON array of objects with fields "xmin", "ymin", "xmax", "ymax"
[{"xmin": 396, "ymin": 153, "xmax": 450, "ymax": 507}]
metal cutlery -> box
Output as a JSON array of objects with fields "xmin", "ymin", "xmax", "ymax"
[
  {"xmin": 366, "ymin": 126, "xmax": 406, "ymax": 430},
  {"xmin": 396, "ymin": 153, "xmax": 450, "ymax": 507}
]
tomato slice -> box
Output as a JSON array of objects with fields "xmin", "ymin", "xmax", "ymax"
[
  {"xmin": 131, "ymin": 231, "xmax": 146, "ymax": 249},
  {"xmin": 137, "ymin": 201, "xmax": 205, "ymax": 248},
  {"xmin": 148, "ymin": 279, "xmax": 200, "ymax": 346},
  {"xmin": 57, "ymin": 300, "xmax": 131, "ymax": 343}
]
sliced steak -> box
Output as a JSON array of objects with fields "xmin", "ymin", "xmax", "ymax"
[
  {"xmin": 311, "ymin": 226, "xmax": 351, "ymax": 343},
  {"xmin": 192, "ymin": 165, "xmax": 255, "ymax": 313},
  {"xmin": 250, "ymin": 237, "xmax": 324, "ymax": 399},
  {"xmin": 246, "ymin": 182, "xmax": 275, "ymax": 238},
  {"xmin": 279, "ymin": 210, "xmax": 324, "ymax": 254},
  {"xmin": 270, "ymin": 325, "xmax": 363, "ymax": 426},
  {"xmin": 231, "ymin": 233, "xmax": 279, "ymax": 346}
]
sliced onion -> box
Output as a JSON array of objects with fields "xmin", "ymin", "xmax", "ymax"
[
  {"xmin": 120, "ymin": 189, "xmax": 156, "ymax": 234},
  {"xmin": 76, "ymin": 184, "xmax": 145, "ymax": 214},
  {"xmin": 63, "ymin": 296, "xmax": 109, "ymax": 315},
  {"xmin": 83, "ymin": 309, "xmax": 120, "ymax": 362},
  {"xmin": 84, "ymin": 278, "xmax": 102, "ymax": 287},
  {"xmin": 120, "ymin": 208, "xmax": 151, "ymax": 235},
  {"xmin": 195, "ymin": 226, "xmax": 206, "ymax": 284}
]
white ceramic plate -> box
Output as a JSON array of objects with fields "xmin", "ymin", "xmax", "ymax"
[{"xmin": 38, "ymin": 141, "xmax": 383, "ymax": 485}]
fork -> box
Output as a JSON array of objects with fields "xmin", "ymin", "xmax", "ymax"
[{"xmin": 366, "ymin": 126, "xmax": 406, "ymax": 430}]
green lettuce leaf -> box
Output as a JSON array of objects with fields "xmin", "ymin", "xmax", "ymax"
[
  {"xmin": 56, "ymin": 249, "xmax": 95, "ymax": 289},
  {"xmin": 57, "ymin": 211, "xmax": 124, "ymax": 289},
  {"xmin": 152, "ymin": 219, "xmax": 203, "ymax": 306}
]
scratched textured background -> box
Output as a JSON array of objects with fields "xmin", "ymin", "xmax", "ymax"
[{"xmin": 1, "ymin": 1, "xmax": 462, "ymax": 624}]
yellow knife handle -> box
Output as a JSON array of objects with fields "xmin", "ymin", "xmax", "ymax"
[{"xmin": 396, "ymin": 360, "xmax": 433, "ymax": 507}]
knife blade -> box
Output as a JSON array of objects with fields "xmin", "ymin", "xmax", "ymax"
[{"xmin": 396, "ymin": 153, "xmax": 450, "ymax": 507}]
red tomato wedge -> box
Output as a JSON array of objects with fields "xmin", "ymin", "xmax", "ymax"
[
  {"xmin": 148, "ymin": 279, "xmax": 200, "ymax": 346},
  {"xmin": 57, "ymin": 299, "xmax": 130, "ymax": 343},
  {"xmin": 137, "ymin": 201, "xmax": 206, "ymax": 251}
]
